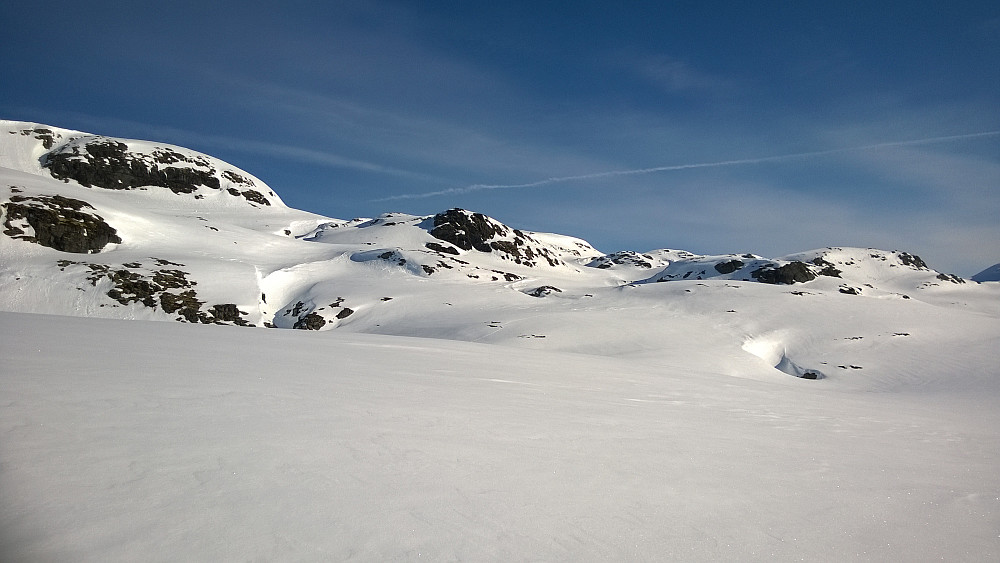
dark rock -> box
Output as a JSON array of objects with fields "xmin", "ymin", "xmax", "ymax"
[
  {"xmin": 209, "ymin": 303, "xmax": 249, "ymax": 325},
  {"xmin": 221, "ymin": 170, "xmax": 255, "ymax": 186},
  {"xmin": 14, "ymin": 127, "xmax": 60, "ymax": 149},
  {"xmin": 293, "ymin": 312, "xmax": 326, "ymax": 330},
  {"xmin": 526, "ymin": 285, "xmax": 562, "ymax": 297},
  {"xmin": 810, "ymin": 257, "xmax": 842, "ymax": 277},
  {"xmin": 429, "ymin": 209, "xmax": 563, "ymax": 267},
  {"xmin": 936, "ymin": 273, "xmax": 965, "ymax": 284},
  {"xmin": 430, "ymin": 209, "xmax": 505, "ymax": 252},
  {"xmin": 489, "ymin": 239, "xmax": 519, "ymax": 256},
  {"xmin": 897, "ymin": 252, "xmax": 928, "ymax": 270},
  {"xmin": 240, "ymin": 189, "xmax": 270, "ymax": 206},
  {"xmin": 587, "ymin": 251, "xmax": 654, "ymax": 269},
  {"xmin": 88, "ymin": 264, "xmax": 247, "ymax": 324},
  {"xmin": 43, "ymin": 139, "xmax": 221, "ymax": 194},
  {"xmin": 336, "ymin": 308, "xmax": 354, "ymax": 319},
  {"xmin": 714, "ymin": 259, "xmax": 744, "ymax": 274},
  {"xmin": 160, "ymin": 290, "xmax": 205, "ymax": 323},
  {"xmin": 494, "ymin": 270, "xmax": 522, "ymax": 281},
  {"xmin": 2, "ymin": 194, "xmax": 121, "ymax": 253},
  {"xmin": 152, "ymin": 269, "xmax": 194, "ymax": 290},
  {"xmin": 750, "ymin": 261, "xmax": 817, "ymax": 285}
]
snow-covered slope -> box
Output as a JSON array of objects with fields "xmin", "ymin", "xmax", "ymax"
[
  {"xmin": 2, "ymin": 119, "xmax": 997, "ymax": 383},
  {"xmin": 972, "ymin": 263, "xmax": 1000, "ymax": 282},
  {"xmin": 2, "ymin": 120, "xmax": 1000, "ymax": 560},
  {"xmin": 3, "ymin": 311, "xmax": 999, "ymax": 561}
]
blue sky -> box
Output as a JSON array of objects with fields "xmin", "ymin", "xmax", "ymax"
[{"xmin": 2, "ymin": 1, "xmax": 998, "ymax": 275}]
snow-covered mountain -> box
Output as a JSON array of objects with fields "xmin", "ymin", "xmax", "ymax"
[
  {"xmin": 972, "ymin": 263, "xmax": 1000, "ymax": 282},
  {"xmin": 2, "ymin": 119, "xmax": 997, "ymax": 382},
  {"xmin": 3, "ymin": 120, "xmax": 1000, "ymax": 560}
]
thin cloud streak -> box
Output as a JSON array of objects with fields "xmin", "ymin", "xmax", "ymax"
[
  {"xmin": 375, "ymin": 130, "xmax": 1000, "ymax": 202},
  {"xmin": 141, "ymin": 124, "xmax": 450, "ymax": 184}
]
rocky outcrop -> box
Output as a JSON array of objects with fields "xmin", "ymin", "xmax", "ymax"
[
  {"xmin": 897, "ymin": 252, "xmax": 928, "ymax": 270},
  {"xmin": 9, "ymin": 126, "xmax": 61, "ymax": 149},
  {"xmin": 525, "ymin": 285, "xmax": 562, "ymax": 297},
  {"xmin": 56, "ymin": 259, "xmax": 251, "ymax": 325},
  {"xmin": 809, "ymin": 257, "xmax": 842, "ymax": 277},
  {"xmin": 294, "ymin": 312, "xmax": 326, "ymax": 330},
  {"xmin": 2, "ymin": 193, "xmax": 121, "ymax": 253},
  {"xmin": 41, "ymin": 137, "xmax": 274, "ymax": 205},
  {"xmin": 280, "ymin": 298, "xmax": 354, "ymax": 330},
  {"xmin": 647, "ymin": 253, "xmax": 820, "ymax": 285},
  {"xmin": 429, "ymin": 209, "xmax": 563, "ymax": 268},
  {"xmin": 45, "ymin": 139, "xmax": 220, "ymax": 194},
  {"xmin": 750, "ymin": 261, "xmax": 816, "ymax": 285},
  {"xmin": 936, "ymin": 273, "xmax": 965, "ymax": 284},
  {"xmin": 714, "ymin": 259, "xmax": 744, "ymax": 275},
  {"xmin": 430, "ymin": 209, "xmax": 504, "ymax": 253},
  {"xmin": 588, "ymin": 251, "xmax": 655, "ymax": 269}
]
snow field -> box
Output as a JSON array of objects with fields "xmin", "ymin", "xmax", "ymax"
[{"xmin": 2, "ymin": 312, "xmax": 999, "ymax": 561}]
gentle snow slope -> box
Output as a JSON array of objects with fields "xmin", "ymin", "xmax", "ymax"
[{"xmin": 2, "ymin": 312, "xmax": 999, "ymax": 561}]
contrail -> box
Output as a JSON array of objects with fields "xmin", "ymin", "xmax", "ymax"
[{"xmin": 374, "ymin": 130, "xmax": 1000, "ymax": 202}]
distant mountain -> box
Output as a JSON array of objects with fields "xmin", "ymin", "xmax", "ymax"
[
  {"xmin": 972, "ymin": 263, "xmax": 1000, "ymax": 282},
  {"xmin": 3, "ymin": 119, "xmax": 997, "ymax": 381}
]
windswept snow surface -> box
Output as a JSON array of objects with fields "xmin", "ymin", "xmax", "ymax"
[{"xmin": 2, "ymin": 312, "xmax": 1000, "ymax": 562}]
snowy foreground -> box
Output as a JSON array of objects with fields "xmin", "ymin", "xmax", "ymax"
[{"xmin": 2, "ymin": 311, "xmax": 999, "ymax": 561}]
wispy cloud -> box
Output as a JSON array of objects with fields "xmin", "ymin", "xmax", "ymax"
[
  {"xmin": 197, "ymin": 135, "xmax": 451, "ymax": 184},
  {"xmin": 375, "ymin": 130, "xmax": 1000, "ymax": 201},
  {"xmin": 203, "ymin": 75, "xmax": 646, "ymax": 190}
]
